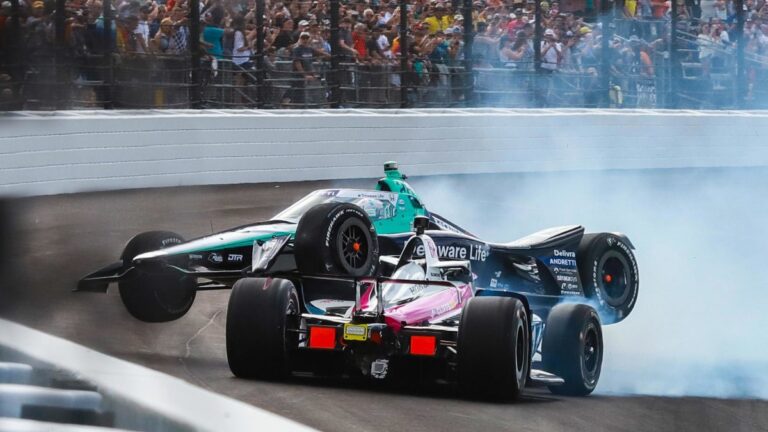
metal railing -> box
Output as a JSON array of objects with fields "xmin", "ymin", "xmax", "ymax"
[{"xmin": 2, "ymin": 1, "xmax": 767, "ymax": 110}]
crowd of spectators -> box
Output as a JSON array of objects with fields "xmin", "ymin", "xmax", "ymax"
[{"xmin": 1, "ymin": 0, "xmax": 768, "ymax": 107}]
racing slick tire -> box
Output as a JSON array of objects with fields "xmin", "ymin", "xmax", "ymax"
[
  {"xmin": 542, "ymin": 303, "xmax": 603, "ymax": 396},
  {"xmin": 118, "ymin": 231, "xmax": 196, "ymax": 323},
  {"xmin": 457, "ymin": 297, "xmax": 529, "ymax": 400},
  {"xmin": 577, "ymin": 233, "xmax": 639, "ymax": 324},
  {"xmin": 226, "ymin": 277, "xmax": 300, "ymax": 379},
  {"xmin": 294, "ymin": 203, "xmax": 379, "ymax": 277}
]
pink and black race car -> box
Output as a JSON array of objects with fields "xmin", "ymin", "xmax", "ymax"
[{"xmin": 226, "ymin": 207, "xmax": 621, "ymax": 399}]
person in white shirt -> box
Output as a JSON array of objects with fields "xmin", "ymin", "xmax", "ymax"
[
  {"xmin": 540, "ymin": 28, "xmax": 562, "ymax": 71},
  {"xmin": 232, "ymin": 16, "xmax": 255, "ymax": 68},
  {"xmin": 134, "ymin": 4, "xmax": 153, "ymax": 54}
]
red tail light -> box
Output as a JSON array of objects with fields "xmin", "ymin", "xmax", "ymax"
[
  {"xmin": 309, "ymin": 326, "xmax": 336, "ymax": 349},
  {"xmin": 409, "ymin": 335, "xmax": 437, "ymax": 356}
]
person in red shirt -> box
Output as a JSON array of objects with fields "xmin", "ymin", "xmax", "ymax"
[
  {"xmin": 352, "ymin": 22, "xmax": 367, "ymax": 59},
  {"xmin": 506, "ymin": 13, "xmax": 524, "ymax": 37}
]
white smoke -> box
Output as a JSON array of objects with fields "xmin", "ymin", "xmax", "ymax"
[{"xmin": 411, "ymin": 168, "xmax": 768, "ymax": 399}]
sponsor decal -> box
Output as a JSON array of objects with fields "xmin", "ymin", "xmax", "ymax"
[
  {"xmin": 607, "ymin": 237, "xmax": 615, "ymax": 246},
  {"xmin": 430, "ymin": 297, "xmax": 458, "ymax": 318},
  {"xmin": 161, "ymin": 238, "xmax": 182, "ymax": 246},
  {"xmin": 554, "ymin": 249, "xmax": 576, "ymax": 258},
  {"xmin": 228, "ymin": 254, "xmax": 244, "ymax": 263},
  {"xmin": 429, "ymin": 216, "xmax": 463, "ymax": 234},
  {"xmin": 549, "ymin": 257, "xmax": 577, "ymax": 266},
  {"xmin": 189, "ymin": 254, "xmax": 203, "ymax": 260},
  {"xmin": 415, "ymin": 243, "xmax": 488, "ymax": 262},
  {"xmin": 552, "ymin": 266, "xmax": 578, "ymax": 274},
  {"xmin": 208, "ymin": 253, "xmax": 223, "ymax": 264},
  {"xmin": 324, "ymin": 210, "xmax": 345, "ymax": 247},
  {"xmin": 560, "ymin": 282, "xmax": 579, "ymax": 292},
  {"xmin": 555, "ymin": 275, "xmax": 578, "ymax": 283},
  {"xmin": 490, "ymin": 278, "xmax": 498, "ymax": 288}
]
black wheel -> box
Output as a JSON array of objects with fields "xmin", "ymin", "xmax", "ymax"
[
  {"xmin": 226, "ymin": 277, "xmax": 300, "ymax": 379},
  {"xmin": 457, "ymin": 296, "xmax": 529, "ymax": 400},
  {"xmin": 542, "ymin": 303, "xmax": 603, "ymax": 396},
  {"xmin": 577, "ymin": 233, "xmax": 639, "ymax": 324},
  {"xmin": 294, "ymin": 203, "xmax": 379, "ymax": 277},
  {"xmin": 118, "ymin": 231, "xmax": 196, "ymax": 323}
]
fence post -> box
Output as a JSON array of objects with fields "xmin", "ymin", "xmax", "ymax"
[
  {"xmin": 102, "ymin": 0, "xmax": 114, "ymax": 109},
  {"xmin": 735, "ymin": 0, "xmax": 745, "ymax": 108},
  {"xmin": 668, "ymin": 0, "xmax": 679, "ymax": 108},
  {"xmin": 462, "ymin": 0, "xmax": 473, "ymax": 105},
  {"xmin": 329, "ymin": 0, "xmax": 341, "ymax": 107},
  {"xmin": 599, "ymin": 0, "xmax": 612, "ymax": 107},
  {"xmin": 54, "ymin": 0, "xmax": 67, "ymax": 109},
  {"xmin": 533, "ymin": 0, "xmax": 542, "ymax": 107},
  {"xmin": 534, "ymin": 0, "xmax": 542, "ymax": 72},
  {"xmin": 255, "ymin": 0, "xmax": 265, "ymax": 108},
  {"xmin": 189, "ymin": 0, "xmax": 202, "ymax": 108},
  {"xmin": 399, "ymin": 0, "xmax": 408, "ymax": 107},
  {"xmin": 8, "ymin": 0, "xmax": 22, "ymax": 109}
]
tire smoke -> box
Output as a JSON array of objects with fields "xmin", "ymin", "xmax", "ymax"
[{"xmin": 412, "ymin": 168, "xmax": 768, "ymax": 399}]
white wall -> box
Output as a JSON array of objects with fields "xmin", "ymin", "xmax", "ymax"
[{"xmin": 2, "ymin": 109, "xmax": 767, "ymax": 196}]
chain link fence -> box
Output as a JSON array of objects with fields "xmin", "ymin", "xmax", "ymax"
[{"xmin": 1, "ymin": 0, "xmax": 766, "ymax": 110}]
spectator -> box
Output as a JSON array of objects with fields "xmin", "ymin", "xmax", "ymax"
[
  {"xmin": 273, "ymin": 18, "xmax": 295, "ymax": 52},
  {"xmin": 540, "ymin": 28, "xmax": 562, "ymax": 71},
  {"xmin": 288, "ymin": 30, "xmax": 330, "ymax": 105},
  {"xmin": 500, "ymin": 30, "xmax": 532, "ymax": 68},
  {"xmin": 338, "ymin": 17, "xmax": 358, "ymax": 60},
  {"xmin": 151, "ymin": 17, "xmax": 181, "ymax": 54},
  {"xmin": 423, "ymin": 3, "xmax": 452, "ymax": 34},
  {"xmin": 170, "ymin": 7, "xmax": 189, "ymax": 53},
  {"xmin": 135, "ymin": 3, "xmax": 152, "ymax": 54},
  {"xmin": 231, "ymin": 15, "xmax": 255, "ymax": 67},
  {"xmin": 202, "ymin": 13, "xmax": 226, "ymax": 58}
]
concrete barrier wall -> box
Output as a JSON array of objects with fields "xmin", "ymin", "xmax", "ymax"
[{"xmin": 2, "ymin": 109, "xmax": 767, "ymax": 196}]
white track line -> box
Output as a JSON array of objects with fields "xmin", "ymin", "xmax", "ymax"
[{"xmin": 0, "ymin": 318, "xmax": 316, "ymax": 432}]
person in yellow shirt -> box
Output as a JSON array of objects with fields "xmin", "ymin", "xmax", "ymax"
[
  {"xmin": 625, "ymin": 0, "xmax": 638, "ymax": 17},
  {"xmin": 423, "ymin": 4, "xmax": 453, "ymax": 34}
]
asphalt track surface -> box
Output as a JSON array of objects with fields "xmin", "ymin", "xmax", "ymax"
[{"xmin": 1, "ymin": 174, "xmax": 767, "ymax": 432}]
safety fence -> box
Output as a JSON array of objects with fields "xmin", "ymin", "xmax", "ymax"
[
  {"xmin": 4, "ymin": 49, "xmax": 767, "ymax": 110},
  {"xmin": 2, "ymin": 4, "xmax": 767, "ymax": 110}
]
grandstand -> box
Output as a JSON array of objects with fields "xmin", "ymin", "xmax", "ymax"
[{"xmin": 0, "ymin": 0, "xmax": 765, "ymax": 109}]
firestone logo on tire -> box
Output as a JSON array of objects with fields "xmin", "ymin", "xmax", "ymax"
[{"xmin": 325, "ymin": 211, "xmax": 345, "ymax": 247}]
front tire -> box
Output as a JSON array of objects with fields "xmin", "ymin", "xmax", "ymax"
[
  {"xmin": 294, "ymin": 203, "xmax": 379, "ymax": 277},
  {"xmin": 542, "ymin": 303, "xmax": 603, "ymax": 396},
  {"xmin": 577, "ymin": 233, "xmax": 639, "ymax": 324},
  {"xmin": 118, "ymin": 231, "xmax": 196, "ymax": 323},
  {"xmin": 457, "ymin": 297, "xmax": 529, "ymax": 400},
  {"xmin": 226, "ymin": 278, "xmax": 299, "ymax": 379}
]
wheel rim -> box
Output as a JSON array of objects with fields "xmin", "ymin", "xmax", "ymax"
[
  {"xmin": 598, "ymin": 252, "xmax": 630, "ymax": 307},
  {"xmin": 340, "ymin": 223, "xmax": 368, "ymax": 270},
  {"xmin": 582, "ymin": 325, "xmax": 600, "ymax": 377}
]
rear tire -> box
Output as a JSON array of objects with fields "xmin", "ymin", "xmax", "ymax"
[
  {"xmin": 457, "ymin": 297, "xmax": 529, "ymax": 400},
  {"xmin": 118, "ymin": 231, "xmax": 196, "ymax": 323},
  {"xmin": 542, "ymin": 303, "xmax": 603, "ymax": 396},
  {"xmin": 294, "ymin": 203, "xmax": 379, "ymax": 277},
  {"xmin": 577, "ymin": 233, "xmax": 639, "ymax": 324},
  {"xmin": 226, "ymin": 278, "xmax": 299, "ymax": 379}
]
